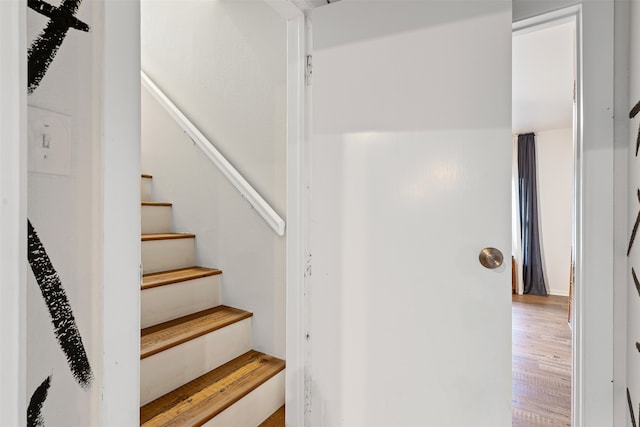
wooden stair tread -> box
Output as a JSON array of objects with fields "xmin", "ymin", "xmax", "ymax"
[
  {"xmin": 142, "ymin": 267, "xmax": 222, "ymax": 290},
  {"xmin": 142, "ymin": 174, "xmax": 153, "ymax": 179},
  {"xmin": 259, "ymin": 406, "xmax": 285, "ymax": 427},
  {"xmin": 141, "ymin": 233, "xmax": 195, "ymax": 241},
  {"xmin": 141, "ymin": 306, "xmax": 252, "ymax": 359},
  {"xmin": 140, "ymin": 350, "xmax": 285, "ymax": 427},
  {"xmin": 142, "ymin": 202, "xmax": 172, "ymax": 207}
]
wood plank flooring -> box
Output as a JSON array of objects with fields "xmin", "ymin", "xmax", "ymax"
[{"xmin": 513, "ymin": 294, "xmax": 571, "ymax": 426}]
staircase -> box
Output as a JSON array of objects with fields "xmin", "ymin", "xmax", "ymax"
[{"xmin": 139, "ymin": 174, "xmax": 285, "ymax": 426}]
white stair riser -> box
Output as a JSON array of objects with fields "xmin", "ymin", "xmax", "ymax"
[
  {"xmin": 203, "ymin": 370, "xmax": 285, "ymax": 427},
  {"xmin": 141, "ymin": 177, "xmax": 152, "ymax": 201},
  {"xmin": 141, "ymin": 205, "xmax": 173, "ymax": 234},
  {"xmin": 140, "ymin": 318, "xmax": 253, "ymax": 405},
  {"xmin": 141, "ymin": 276, "xmax": 222, "ymax": 328},
  {"xmin": 141, "ymin": 238, "xmax": 195, "ymax": 274}
]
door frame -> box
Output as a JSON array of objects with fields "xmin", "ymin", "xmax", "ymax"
[
  {"xmin": 513, "ymin": 5, "xmax": 585, "ymax": 425},
  {"xmin": 286, "ymin": 2, "xmax": 617, "ymax": 427},
  {"xmin": 280, "ymin": 4, "xmax": 308, "ymax": 427},
  {"xmin": 0, "ymin": 0, "xmax": 28, "ymax": 424},
  {"xmin": 514, "ymin": 3, "xmax": 618, "ymax": 426}
]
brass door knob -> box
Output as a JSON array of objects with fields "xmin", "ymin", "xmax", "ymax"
[{"xmin": 479, "ymin": 247, "xmax": 504, "ymax": 269}]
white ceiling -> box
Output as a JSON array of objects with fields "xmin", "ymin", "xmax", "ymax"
[{"xmin": 512, "ymin": 21, "xmax": 575, "ymax": 134}]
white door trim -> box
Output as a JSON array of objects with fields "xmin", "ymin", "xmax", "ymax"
[
  {"xmin": 283, "ymin": 8, "xmax": 308, "ymax": 427},
  {"xmin": 0, "ymin": 0, "xmax": 27, "ymax": 424},
  {"xmin": 101, "ymin": 0, "xmax": 142, "ymax": 424},
  {"xmin": 514, "ymin": 4, "xmax": 615, "ymax": 427},
  {"xmin": 241, "ymin": 2, "xmax": 310, "ymax": 424}
]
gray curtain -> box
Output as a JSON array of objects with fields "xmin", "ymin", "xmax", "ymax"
[{"xmin": 517, "ymin": 133, "xmax": 547, "ymax": 296}]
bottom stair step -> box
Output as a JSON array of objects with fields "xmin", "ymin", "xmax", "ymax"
[
  {"xmin": 259, "ymin": 406, "xmax": 285, "ymax": 427},
  {"xmin": 140, "ymin": 350, "xmax": 285, "ymax": 427}
]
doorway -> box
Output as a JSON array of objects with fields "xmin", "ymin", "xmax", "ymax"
[{"xmin": 512, "ymin": 12, "xmax": 577, "ymax": 426}]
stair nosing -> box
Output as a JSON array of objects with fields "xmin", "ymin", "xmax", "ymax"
[
  {"xmin": 141, "ymin": 233, "xmax": 195, "ymax": 241},
  {"xmin": 141, "ymin": 306, "xmax": 253, "ymax": 359},
  {"xmin": 142, "ymin": 202, "xmax": 173, "ymax": 207},
  {"xmin": 142, "ymin": 266, "xmax": 222, "ymax": 290},
  {"xmin": 140, "ymin": 350, "xmax": 285, "ymax": 426}
]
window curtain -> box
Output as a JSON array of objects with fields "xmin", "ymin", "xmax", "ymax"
[
  {"xmin": 512, "ymin": 135, "xmax": 523, "ymax": 294},
  {"xmin": 517, "ymin": 133, "xmax": 547, "ymax": 296}
]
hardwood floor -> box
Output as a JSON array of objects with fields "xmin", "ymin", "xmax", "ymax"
[{"xmin": 513, "ymin": 294, "xmax": 571, "ymax": 426}]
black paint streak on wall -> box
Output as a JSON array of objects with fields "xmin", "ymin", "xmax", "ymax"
[
  {"xmin": 27, "ymin": 376, "xmax": 51, "ymax": 427},
  {"xmin": 630, "ymin": 100, "xmax": 640, "ymax": 119},
  {"xmin": 633, "ymin": 268, "xmax": 640, "ymax": 297},
  {"xmin": 631, "ymin": 101, "xmax": 640, "ymax": 156},
  {"xmin": 637, "ymin": 342, "xmax": 640, "ymax": 353},
  {"xmin": 629, "ymin": 189, "xmax": 640, "ymax": 256},
  {"xmin": 27, "ymin": 220, "xmax": 93, "ymax": 388},
  {"xmin": 636, "ymin": 122, "xmax": 640, "ymax": 157},
  {"xmin": 629, "ymin": 388, "xmax": 638, "ymax": 427},
  {"xmin": 27, "ymin": 0, "xmax": 89, "ymax": 94}
]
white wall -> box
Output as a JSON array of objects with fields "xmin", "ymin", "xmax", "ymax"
[
  {"xmin": 536, "ymin": 128, "xmax": 573, "ymax": 296},
  {"xmin": 26, "ymin": 1, "xmax": 102, "ymax": 425},
  {"xmin": 141, "ymin": 0, "xmax": 287, "ymax": 357},
  {"xmin": 141, "ymin": 0, "xmax": 286, "ymax": 215},
  {"xmin": 627, "ymin": 2, "xmax": 640, "ymax": 427},
  {"xmin": 614, "ymin": 1, "xmax": 631, "ymax": 425},
  {"xmin": 0, "ymin": 1, "xmax": 27, "ymax": 424}
]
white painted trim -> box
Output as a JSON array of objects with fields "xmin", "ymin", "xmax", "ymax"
[
  {"xmin": 514, "ymin": 5, "xmax": 617, "ymax": 426},
  {"xmin": 102, "ymin": 0, "xmax": 141, "ymax": 425},
  {"xmin": 513, "ymin": 5, "xmax": 580, "ymax": 36},
  {"xmin": 141, "ymin": 71, "xmax": 286, "ymax": 237},
  {"xmin": 285, "ymin": 10, "xmax": 307, "ymax": 427},
  {"xmin": 265, "ymin": 0, "xmax": 307, "ymax": 19},
  {"xmin": 263, "ymin": 2, "xmax": 309, "ymax": 425},
  {"xmin": 0, "ymin": 0, "xmax": 27, "ymax": 424}
]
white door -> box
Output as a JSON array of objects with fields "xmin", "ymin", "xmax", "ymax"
[{"xmin": 308, "ymin": 2, "xmax": 512, "ymax": 426}]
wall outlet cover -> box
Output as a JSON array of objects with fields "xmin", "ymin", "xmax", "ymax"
[{"xmin": 28, "ymin": 105, "xmax": 72, "ymax": 176}]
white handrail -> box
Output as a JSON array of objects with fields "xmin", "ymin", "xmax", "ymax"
[{"xmin": 141, "ymin": 70, "xmax": 286, "ymax": 236}]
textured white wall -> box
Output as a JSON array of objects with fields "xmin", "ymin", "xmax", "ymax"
[
  {"xmin": 536, "ymin": 128, "xmax": 573, "ymax": 296},
  {"xmin": 26, "ymin": 1, "xmax": 102, "ymax": 425},
  {"xmin": 0, "ymin": 1, "xmax": 27, "ymax": 424},
  {"xmin": 628, "ymin": 1, "xmax": 640, "ymax": 425},
  {"xmin": 141, "ymin": 0, "xmax": 286, "ymax": 357},
  {"xmin": 141, "ymin": 0, "xmax": 286, "ymax": 215}
]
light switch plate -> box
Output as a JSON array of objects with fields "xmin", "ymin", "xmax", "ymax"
[{"xmin": 28, "ymin": 106, "xmax": 71, "ymax": 176}]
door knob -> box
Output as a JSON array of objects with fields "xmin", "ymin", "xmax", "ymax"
[{"xmin": 479, "ymin": 247, "xmax": 504, "ymax": 269}]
